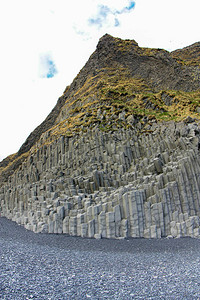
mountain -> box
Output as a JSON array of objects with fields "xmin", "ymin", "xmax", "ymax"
[
  {"xmin": 171, "ymin": 41, "xmax": 200, "ymax": 67},
  {"xmin": 0, "ymin": 34, "xmax": 200, "ymax": 239}
]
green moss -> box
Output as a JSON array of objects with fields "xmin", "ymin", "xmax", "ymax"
[{"xmin": 34, "ymin": 64, "xmax": 200, "ymax": 143}]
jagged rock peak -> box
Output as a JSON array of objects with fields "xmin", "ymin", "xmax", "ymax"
[{"xmin": 97, "ymin": 33, "xmax": 138, "ymax": 48}]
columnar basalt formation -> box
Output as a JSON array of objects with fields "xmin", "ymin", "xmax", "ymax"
[
  {"xmin": 1, "ymin": 120, "xmax": 200, "ymax": 239},
  {"xmin": 1, "ymin": 34, "xmax": 200, "ymax": 239}
]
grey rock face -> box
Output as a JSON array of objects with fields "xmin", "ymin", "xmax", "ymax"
[{"xmin": 1, "ymin": 121, "xmax": 200, "ymax": 239}]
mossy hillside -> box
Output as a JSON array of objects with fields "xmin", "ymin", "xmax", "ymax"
[
  {"xmin": 115, "ymin": 37, "xmax": 169, "ymax": 59},
  {"xmin": 43, "ymin": 67, "xmax": 200, "ymax": 142},
  {"xmin": 115, "ymin": 36, "xmax": 200, "ymax": 68},
  {"xmin": 1, "ymin": 70, "xmax": 200, "ymax": 181},
  {"xmin": 3, "ymin": 86, "xmax": 199, "ymax": 183},
  {"xmin": 0, "ymin": 153, "xmax": 17, "ymax": 173},
  {"xmin": 2, "ymin": 81, "xmax": 199, "ymax": 184},
  {"xmin": 171, "ymin": 42, "xmax": 200, "ymax": 67},
  {"xmin": 0, "ymin": 152, "xmax": 30, "ymax": 184},
  {"xmin": 1, "ymin": 35, "xmax": 200, "ymax": 182}
]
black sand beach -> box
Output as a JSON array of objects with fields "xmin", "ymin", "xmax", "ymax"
[{"xmin": 0, "ymin": 217, "xmax": 200, "ymax": 299}]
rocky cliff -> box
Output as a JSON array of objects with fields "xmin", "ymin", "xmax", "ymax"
[{"xmin": 1, "ymin": 34, "xmax": 200, "ymax": 239}]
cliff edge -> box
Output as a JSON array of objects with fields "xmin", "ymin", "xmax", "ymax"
[{"xmin": 1, "ymin": 35, "xmax": 200, "ymax": 239}]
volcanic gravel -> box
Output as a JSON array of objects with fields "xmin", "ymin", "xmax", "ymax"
[{"xmin": 0, "ymin": 217, "xmax": 200, "ymax": 299}]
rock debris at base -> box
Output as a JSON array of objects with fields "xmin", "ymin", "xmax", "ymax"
[{"xmin": 0, "ymin": 217, "xmax": 200, "ymax": 299}]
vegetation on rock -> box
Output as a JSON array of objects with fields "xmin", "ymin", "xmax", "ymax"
[{"xmin": 0, "ymin": 34, "xmax": 200, "ymax": 183}]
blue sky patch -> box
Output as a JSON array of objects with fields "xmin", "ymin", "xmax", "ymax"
[
  {"xmin": 88, "ymin": 1, "xmax": 135, "ymax": 29},
  {"xmin": 46, "ymin": 59, "xmax": 57, "ymax": 78},
  {"xmin": 39, "ymin": 54, "xmax": 57, "ymax": 79},
  {"xmin": 114, "ymin": 18, "xmax": 120, "ymax": 27},
  {"xmin": 126, "ymin": 1, "xmax": 135, "ymax": 11}
]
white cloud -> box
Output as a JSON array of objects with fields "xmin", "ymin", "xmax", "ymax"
[
  {"xmin": 87, "ymin": 1, "xmax": 135, "ymax": 28},
  {"xmin": 0, "ymin": 0, "xmax": 199, "ymax": 160},
  {"xmin": 74, "ymin": 0, "xmax": 135, "ymax": 36}
]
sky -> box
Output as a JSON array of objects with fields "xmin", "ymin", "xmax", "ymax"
[{"xmin": 0, "ymin": 0, "xmax": 200, "ymax": 161}]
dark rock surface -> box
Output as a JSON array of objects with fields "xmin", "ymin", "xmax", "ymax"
[
  {"xmin": 0, "ymin": 217, "xmax": 200, "ymax": 299},
  {"xmin": 89, "ymin": 34, "xmax": 200, "ymax": 92},
  {"xmin": 172, "ymin": 42, "xmax": 200, "ymax": 66}
]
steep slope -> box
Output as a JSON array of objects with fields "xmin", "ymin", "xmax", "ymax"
[
  {"xmin": 1, "ymin": 35, "xmax": 200, "ymax": 239},
  {"xmin": 1, "ymin": 34, "xmax": 200, "ymax": 183},
  {"xmin": 171, "ymin": 42, "xmax": 200, "ymax": 67}
]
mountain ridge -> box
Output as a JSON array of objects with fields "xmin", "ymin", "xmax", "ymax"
[
  {"xmin": 1, "ymin": 34, "xmax": 200, "ymax": 239},
  {"xmin": 1, "ymin": 34, "xmax": 200, "ymax": 183}
]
